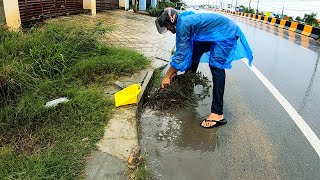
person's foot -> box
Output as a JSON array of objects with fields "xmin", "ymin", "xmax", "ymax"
[{"xmin": 200, "ymin": 113, "xmax": 224, "ymax": 128}]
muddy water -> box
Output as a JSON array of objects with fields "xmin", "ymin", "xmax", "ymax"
[
  {"xmin": 139, "ymin": 64, "xmax": 224, "ymax": 179},
  {"xmin": 139, "ymin": 61, "xmax": 320, "ymax": 179},
  {"xmin": 139, "ymin": 108, "xmax": 220, "ymax": 179}
]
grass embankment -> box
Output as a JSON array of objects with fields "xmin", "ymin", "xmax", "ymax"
[{"xmin": 0, "ymin": 21, "xmax": 148, "ymax": 179}]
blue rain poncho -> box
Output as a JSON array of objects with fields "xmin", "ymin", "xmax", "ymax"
[{"xmin": 170, "ymin": 11, "xmax": 253, "ymax": 71}]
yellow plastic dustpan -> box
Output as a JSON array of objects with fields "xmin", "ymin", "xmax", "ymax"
[{"xmin": 114, "ymin": 84, "xmax": 142, "ymax": 107}]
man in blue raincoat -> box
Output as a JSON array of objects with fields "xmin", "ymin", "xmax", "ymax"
[{"xmin": 155, "ymin": 8, "xmax": 253, "ymax": 128}]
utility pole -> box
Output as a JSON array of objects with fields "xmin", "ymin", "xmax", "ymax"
[
  {"xmin": 281, "ymin": 0, "xmax": 285, "ymax": 16},
  {"xmin": 256, "ymin": 0, "xmax": 260, "ymax": 14},
  {"xmin": 249, "ymin": 0, "xmax": 251, "ymax": 10},
  {"xmin": 235, "ymin": 0, "xmax": 237, "ymax": 9}
]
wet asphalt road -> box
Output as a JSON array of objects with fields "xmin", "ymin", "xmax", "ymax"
[{"xmin": 139, "ymin": 9, "xmax": 320, "ymax": 179}]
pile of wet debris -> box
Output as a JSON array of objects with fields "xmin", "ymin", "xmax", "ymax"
[{"xmin": 147, "ymin": 72, "xmax": 211, "ymax": 111}]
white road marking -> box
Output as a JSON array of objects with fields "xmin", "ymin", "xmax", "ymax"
[
  {"xmin": 300, "ymin": 46, "xmax": 316, "ymax": 54},
  {"xmin": 243, "ymin": 59, "xmax": 320, "ymax": 157}
]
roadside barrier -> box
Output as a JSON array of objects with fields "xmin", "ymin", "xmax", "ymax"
[
  {"xmin": 310, "ymin": 27, "xmax": 320, "ymax": 39},
  {"xmin": 270, "ymin": 17, "xmax": 276, "ymax": 26},
  {"xmin": 257, "ymin": 15, "xmax": 262, "ymax": 21},
  {"xmin": 278, "ymin": 19, "xmax": 286, "ymax": 28},
  {"xmin": 252, "ymin": 14, "xmax": 256, "ymax": 19},
  {"xmin": 289, "ymin": 22, "xmax": 298, "ymax": 32},
  {"xmin": 296, "ymin": 23, "xmax": 304, "ymax": 34},
  {"xmin": 220, "ymin": 9, "xmax": 319, "ymax": 40},
  {"xmin": 263, "ymin": 16, "xmax": 269, "ymax": 23}
]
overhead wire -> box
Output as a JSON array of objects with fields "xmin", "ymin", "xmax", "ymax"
[{"xmin": 233, "ymin": 0, "xmax": 320, "ymax": 12}]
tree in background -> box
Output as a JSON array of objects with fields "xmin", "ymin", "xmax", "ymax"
[
  {"xmin": 239, "ymin": 5, "xmax": 255, "ymax": 14},
  {"xmin": 148, "ymin": 0, "xmax": 175, "ymax": 17},
  {"xmin": 288, "ymin": 16, "xmax": 293, "ymax": 21},
  {"xmin": 295, "ymin": 16, "xmax": 302, "ymax": 22},
  {"xmin": 302, "ymin": 12, "xmax": 318, "ymax": 27},
  {"xmin": 283, "ymin": 14, "xmax": 293, "ymax": 22}
]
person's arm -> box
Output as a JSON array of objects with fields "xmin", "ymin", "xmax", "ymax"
[
  {"xmin": 161, "ymin": 66, "xmax": 177, "ymax": 88},
  {"xmin": 170, "ymin": 21, "xmax": 192, "ymax": 72},
  {"xmin": 162, "ymin": 19, "xmax": 192, "ymax": 88}
]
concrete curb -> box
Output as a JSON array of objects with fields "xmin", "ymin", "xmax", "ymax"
[
  {"xmin": 86, "ymin": 68, "xmax": 160, "ymax": 180},
  {"xmin": 218, "ymin": 9, "xmax": 320, "ymax": 40},
  {"xmin": 136, "ymin": 64, "xmax": 168, "ymax": 120},
  {"xmin": 136, "ymin": 69, "xmax": 155, "ymax": 107},
  {"xmin": 136, "ymin": 69, "xmax": 154, "ymax": 120}
]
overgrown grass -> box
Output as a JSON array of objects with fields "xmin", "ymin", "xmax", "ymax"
[
  {"xmin": 0, "ymin": 87, "xmax": 112, "ymax": 179},
  {"xmin": 0, "ymin": 20, "xmax": 149, "ymax": 179},
  {"xmin": 134, "ymin": 163, "xmax": 152, "ymax": 180},
  {"xmin": 72, "ymin": 46, "xmax": 149, "ymax": 84}
]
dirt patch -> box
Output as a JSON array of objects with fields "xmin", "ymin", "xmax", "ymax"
[{"xmin": 1, "ymin": 129, "xmax": 47, "ymax": 155}]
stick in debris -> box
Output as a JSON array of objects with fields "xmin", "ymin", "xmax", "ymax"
[{"xmin": 147, "ymin": 72, "xmax": 211, "ymax": 111}]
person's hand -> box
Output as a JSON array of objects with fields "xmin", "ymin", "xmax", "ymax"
[
  {"xmin": 161, "ymin": 77, "xmax": 171, "ymax": 88},
  {"xmin": 161, "ymin": 66, "xmax": 177, "ymax": 88}
]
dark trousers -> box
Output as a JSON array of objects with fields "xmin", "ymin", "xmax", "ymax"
[{"xmin": 187, "ymin": 42, "xmax": 225, "ymax": 115}]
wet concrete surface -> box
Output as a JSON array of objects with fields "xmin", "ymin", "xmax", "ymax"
[
  {"xmin": 139, "ymin": 63, "xmax": 320, "ymax": 179},
  {"xmin": 96, "ymin": 10, "xmax": 175, "ymax": 63},
  {"xmin": 229, "ymin": 14, "xmax": 320, "ymax": 137},
  {"xmin": 86, "ymin": 151, "xmax": 127, "ymax": 180},
  {"xmin": 139, "ymin": 10, "xmax": 320, "ymax": 179},
  {"xmin": 231, "ymin": 16, "xmax": 320, "ymax": 52}
]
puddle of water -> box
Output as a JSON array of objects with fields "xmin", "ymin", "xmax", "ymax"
[
  {"xmin": 139, "ymin": 64, "xmax": 224, "ymax": 179},
  {"xmin": 140, "ymin": 108, "xmax": 218, "ymax": 153},
  {"xmin": 139, "ymin": 107, "xmax": 220, "ymax": 179}
]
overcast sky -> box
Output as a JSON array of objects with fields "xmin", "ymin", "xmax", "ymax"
[{"xmin": 184, "ymin": 0, "xmax": 320, "ymax": 18}]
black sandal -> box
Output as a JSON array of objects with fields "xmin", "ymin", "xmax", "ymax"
[{"xmin": 200, "ymin": 119, "xmax": 227, "ymax": 128}]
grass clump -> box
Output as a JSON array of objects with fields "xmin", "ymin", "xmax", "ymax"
[
  {"xmin": 134, "ymin": 162, "xmax": 152, "ymax": 180},
  {"xmin": 0, "ymin": 19, "xmax": 149, "ymax": 179},
  {"xmin": 135, "ymin": 167, "xmax": 152, "ymax": 180},
  {"xmin": 72, "ymin": 46, "xmax": 149, "ymax": 83},
  {"xmin": 0, "ymin": 87, "xmax": 111, "ymax": 179},
  {"xmin": 0, "ymin": 23, "xmax": 97, "ymax": 104}
]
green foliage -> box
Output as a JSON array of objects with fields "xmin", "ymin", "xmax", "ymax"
[
  {"xmin": 303, "ymin": 12, "xmax": 319, "ymax": 27},
  {"xmin": 0, "ymin": 23, "xmax": 99, "ymax": 104},
  {"xmin": 148, "ymin": 0, "xmax": 176, "ymax": 17},
  {"xmin": 0, "ymin": 87, "xmax": 112, "ymax": 179},
  {"xmin": 157, "ymin": 0, "xmax": 176, "ymax": 9},
  {"xmin": 240, "ymin": 5, "xmax": 255, "ymax": 14},
  {"xmin": 135, "ymin": 164, "xmax": 153, "ymax": 180},
  {"xmin": 0, "ymin": 21, "xmax": 149, "ymax": 179},
  {"xmin": 295, "ymin": 16, "xmax": 302, "ymax": 22},
  {"xmin": 288, "ymin": 16, "xmax": 294, "ymax": 22},
  {"xmin": 72, "ymin": 47, "xmax": 149, "ymax": 83},
  {"xmin": 134, "ymin": 157, "xmax": 152, "ymax": 180},
  {"xmin": 148, "ymin": 6, "xmax": 164, "ymax": 17}
]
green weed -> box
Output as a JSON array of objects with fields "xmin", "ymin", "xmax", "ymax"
[
  {"xmin": 73, "ymin": 47, "xmax": 149, "ymax": 83},
  {"xmin": 0, "ymin": 86, "xmax": 112, "ymax": 179},
  {"xmin": 0, "ymin": 19, "xmax": 149, "ymax": 179},
  {"xmin": 134, "ymin": 163, "xmax": 153, "ymax": 180}
]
